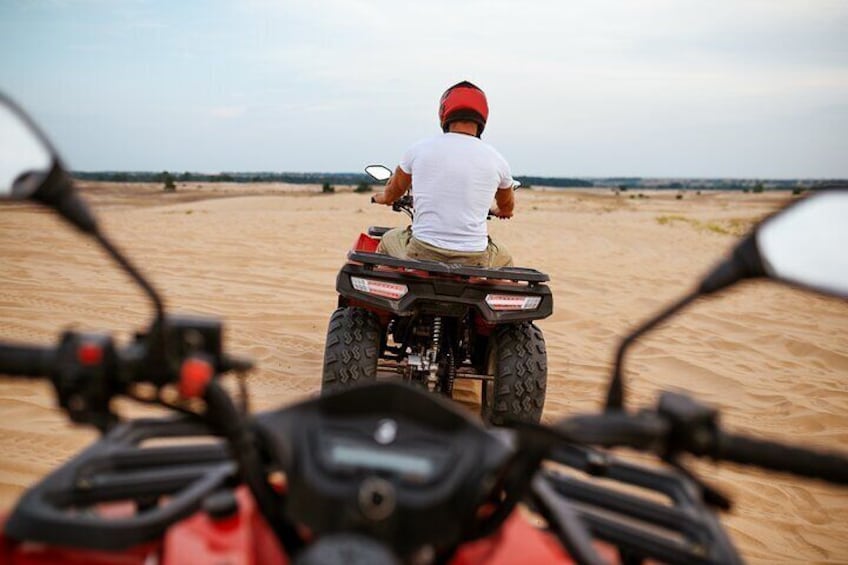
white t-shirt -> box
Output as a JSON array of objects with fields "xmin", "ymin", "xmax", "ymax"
[{"xmin": 399, "ymin": 133, "xmax": 514, "ymax": 252}]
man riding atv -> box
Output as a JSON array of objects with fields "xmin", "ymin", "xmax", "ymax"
[
  {"xmin": 321, "ymin": 80, "xmax": 549, "ymax": 424},
  {"xmin": 372, "ymin": 80, "xmax": 516, "ymax": 268}
]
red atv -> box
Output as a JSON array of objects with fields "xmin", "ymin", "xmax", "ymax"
[
  {"xmin": 3, "ymin": 92, "xmax": 848, "ymax": 565},
  {"xmin": 321, "ymin": 165, "xmax": 553, "ymax": 424}
]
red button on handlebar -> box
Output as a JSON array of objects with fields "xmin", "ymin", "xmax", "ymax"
[
  {"xmin": 77, "ymin": 342, "xmax": 103, "ymax": 366},
  {"xmin": 179, "ymin": 358, "xmax": 214, "ymax": 398}
]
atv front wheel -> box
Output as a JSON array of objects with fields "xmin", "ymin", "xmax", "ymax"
[
  {"xmin": 482, "ymin": 322, "xmax": 547, "ymax": 425},
  {"xmin": 321, "ymin": 307, "xmax": 381, "ymax": 394}
]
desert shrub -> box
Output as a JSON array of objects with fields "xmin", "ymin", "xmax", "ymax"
[
  {"xmin": 354, "ymin": 182, "xmax": 372, "ymax": 193},
  {"xmin": 752, "ymin": 183, "xmax": 765, "ymax": 193},
  {"xmin": 322, "ymin": 182, "xmax": 335, "ymax": 193},
  {"xmin": 705, "ymin": 223, "xmax": 730, "ymax": 235},
  {"xmin": 161, "ymin": 171, "xmax": 176, "ymax": 192},
  {"xmin": 657, "ymin": 215, "xmax": 688, "ymax": 225}
]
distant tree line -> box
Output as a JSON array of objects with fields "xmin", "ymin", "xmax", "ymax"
[
  {"xmin": 72, "ymin": 171, "xmax": 378, "ymax": 186},
  {"xmin": 514, "ymin": 176, "xmax": 594, "ymax": 188},
  {"xmin": 71, "ymin": 171, "xmax": 844, "ymax": 192}
]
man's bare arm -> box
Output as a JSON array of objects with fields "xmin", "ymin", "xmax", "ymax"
[
  {"xmin": 373, "ymin": 167, "xmax": 412, "ymax": 205},
  {"xmin": 490, "ymin": 187, "xmax": 515, "ymax": 218}
]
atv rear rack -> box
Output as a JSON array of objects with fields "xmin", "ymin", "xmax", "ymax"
[{"xmin": 347, "ymin": 251, "xmax": 550, "ymax": 284}]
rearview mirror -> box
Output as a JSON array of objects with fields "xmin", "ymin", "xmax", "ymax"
[
  {"xmin": 0, "ymin": 95, "xmax": 53, "ymax": 199},
  {"xmin": 757, "ymin": 191, "xmax": 848, "ymax": 297},
  {"xmin": 365, "ymin": 165, "xmax": 393, "ymax": 182}
]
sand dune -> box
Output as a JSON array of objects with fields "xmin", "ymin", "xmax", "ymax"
[{"xmin": 1, "ymin": 183, "xmax": 846, "ymax": 562}]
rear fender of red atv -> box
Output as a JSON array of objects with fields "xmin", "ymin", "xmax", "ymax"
[{"xmin": 352, "ymin": 231, "xmax": 382, "ymax": 253}]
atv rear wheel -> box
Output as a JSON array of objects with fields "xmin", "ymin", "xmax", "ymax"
[
  {"xmin": 321, "ymin": 307, "xmax": 381, "ymax": 394},
  {"xmin": 482, "ymin": 322, "xmax": 547, "ymax": 425}
]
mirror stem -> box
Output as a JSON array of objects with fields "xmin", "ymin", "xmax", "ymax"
[
  {"xmin": 698, "ymin": 235, "xmax": 764, "ymax": 295},
  {"xmin": 34, "ymin": 166, "xmax": 166, "ymax": 322},
  {"xmin": 33, "ymin": 166, "xmax": 99, "ymax": 234},
  {"xmin": 605, "ymin": 290, "xmax": 700, "ymax": 411},
  {"xmin": 94, "ymin": 230, "xmax": 165, "ymax": 322}
]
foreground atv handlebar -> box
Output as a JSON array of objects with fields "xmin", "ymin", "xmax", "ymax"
[
  {"xmin": 552, "ymin": 391, "xmax": 848, "ymax": 485},
  {"xmin": 716, "ymin": 430, "xmax": 848, "ymax": 484},
  {"xmin": 0, "ymin": 343, "xmax": 56, "ymax": 378},
  {"xmin": 0, "ymin": 315, "xmax": 253, "ymax": 432}
]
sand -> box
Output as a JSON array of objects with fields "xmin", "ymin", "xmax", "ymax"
[{"xmin": 1, "ymin": 182, "xmax": 846, "ymax": 562}]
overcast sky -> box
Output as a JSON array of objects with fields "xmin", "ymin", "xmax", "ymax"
[{"xmin": 1, "ymin": 0, "xmax": 846, "ymax": 178}]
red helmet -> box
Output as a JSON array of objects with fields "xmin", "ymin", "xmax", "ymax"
[{"xmin": 438, "ymin": 81, "xmax": 489, "ymax": 137}]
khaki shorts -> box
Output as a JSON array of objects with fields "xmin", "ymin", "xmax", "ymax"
[{"xmin": 376, "ymin": 226, "xmax": 513, "ymax": 268}]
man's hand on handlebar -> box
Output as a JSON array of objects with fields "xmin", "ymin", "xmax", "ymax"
[
  {"xmin": 372, "ymin": 192, "xmax": 392, "ymax": 205},
  {"xmin": 489, "ymin": 206, "xmax": 513, "ymax": 219}
]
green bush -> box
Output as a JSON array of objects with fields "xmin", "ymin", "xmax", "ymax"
[
  {"xmin": 322, "ymin": 182, "xmax": 335, "ymax": 193},
  {"xmin": 354, "ymin": 182, "xmax": 372, "ymax": 193},
  {"xmin": 161, "ymin": 171, "xmax": 176, "ymax": 192}
]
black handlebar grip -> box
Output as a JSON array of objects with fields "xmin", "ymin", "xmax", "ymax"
[
  {"xmin": 0, "ymin": 343, "xmax": 56, "ymax": 378},
  {"xmin": 370, "ymin": 195, "xmax": 377, "ymax": 203},
  {"xmin": 717, "ymin": 432, "xmax": 848, "ymax": 485}
]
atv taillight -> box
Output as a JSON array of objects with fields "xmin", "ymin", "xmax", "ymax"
[
  {"xmin": 485, "ymin": 294, "xmax": 542, "ymax": 311},
  {"xmin": 351, "ymin": 276, "xmax": 408, "ymax": 300}
]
